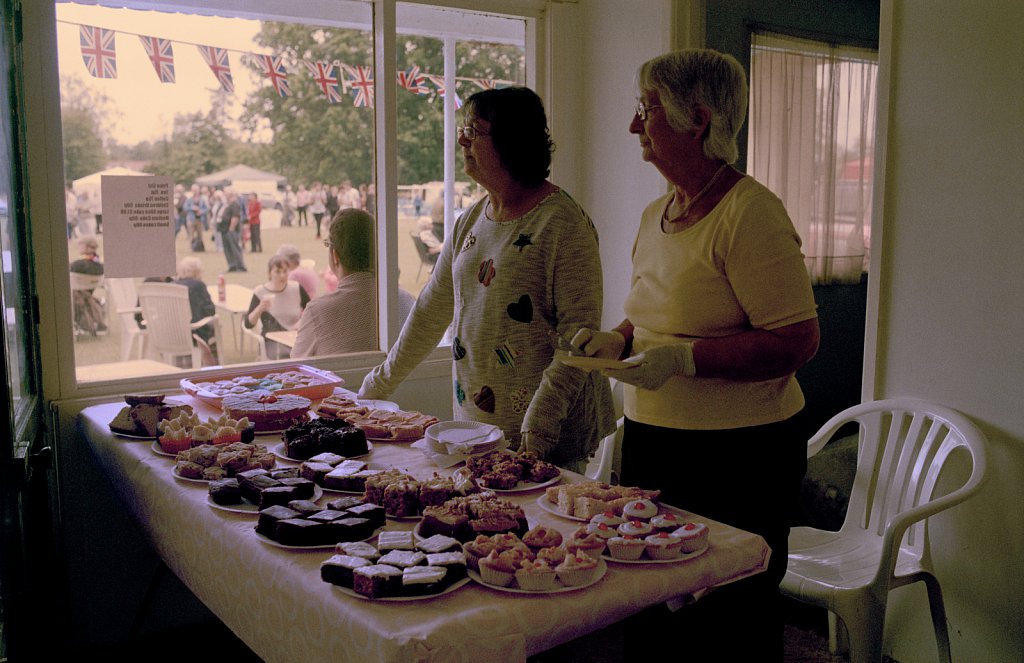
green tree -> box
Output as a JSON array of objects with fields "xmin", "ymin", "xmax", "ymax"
[
  {"xmin": 146, "ymin": 97, "xmax": 232, "ymax": 185},
  {"xmin": 60, "ymin": 75, "xmax": 110, "ymax": 182},
  {"xmin": 240, "ymin": 22, "xmax": 524, "ymax": 188}
]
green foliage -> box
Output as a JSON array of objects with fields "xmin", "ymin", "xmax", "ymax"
[
  {"xmin": 60, "ymin": 75, "xmax": 110, "ymax": 182},
  {"xmin": 145, "ymin": 98, "xmax": 232, "ymax": 185}
]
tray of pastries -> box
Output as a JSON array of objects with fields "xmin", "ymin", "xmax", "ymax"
[{"xmin": 180, "ymin": 364, "xmax": 343, "ymax": 406}]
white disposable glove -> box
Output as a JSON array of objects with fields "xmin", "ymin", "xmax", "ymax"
[
  {"xmin": 570, "ymin": 328, "xmax": 626, "ymax": 360},
  {"xmin": 602, "ymin": 343, "xmax": 696, "ymax": 390}
]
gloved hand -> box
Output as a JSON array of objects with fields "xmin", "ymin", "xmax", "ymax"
[
  {"xmin": 570, "ymin": 328, "xmax": 626, "ymax": 360},
  {"xmin": 602, "ymin": 343, "xmax": 696, "ymax": 390},
  {"xmin": 357, "ymin": 371, "xmax": 390, "ymax": 400}
]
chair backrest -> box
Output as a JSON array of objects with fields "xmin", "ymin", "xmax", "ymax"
[
  {"xmin": 810, "ymin": 398, "xmax": 988, "ymax": 555},
  {"xmin": 242, "ymin": 315, "xmax": 268, "ymax": 361},
  {"xmin": 410, "ymin": 231, "xmax": 437, "ymax": 265},
  {"xmin": 105, "ymin": 277, "xmax": 138, "ymax": 314},
  {"xmin": 69, "ymin": 271, "xmax": 104, "ymax": 292},
  {"xmin": 137, "ymin": 282, "xmax": 198, "ymax": 363}
]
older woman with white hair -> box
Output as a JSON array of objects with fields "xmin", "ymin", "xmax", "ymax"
[
  {"xmin": 572, "ymin": 49, "xmax": 819, "ymax": 660},
  {"xmin": 174, "ymin": 256, "xmax": 218, "ymax": 354}
]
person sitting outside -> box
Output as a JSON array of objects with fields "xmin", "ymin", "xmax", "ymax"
[
  {"xmin": 245, "ymin": 254, "xmax": 311, "ymax": 360},
  {"xmin": 417, "ymin": 216, "xmax": 443, "ymax": 265},
  {"xmin": 277, "ymin": 244, "xmax": 319, "ymax": 299},
  {"xmin": 291, "ymin": 209, "xmax": 378, "ymax": 358},
  {"xmin": 69, "ymin": 235, "xmax": 108, "ymax": 335},
  {"xmin": 174, "ymin": 256, "xmax": 219, "ymax": 364}
]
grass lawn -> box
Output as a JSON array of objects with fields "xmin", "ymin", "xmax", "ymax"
[{"xmin": 71, "ymin": 211, "xmax": 430, "ymax": 374}]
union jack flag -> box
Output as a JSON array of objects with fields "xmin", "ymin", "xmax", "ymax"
[
  {"xmin": 138, "ymin": 35, "xmax": 175, "ymax": 83},
  {"xmin": 348, "ymin": 65, "xmax": 375, "ymax": 108},
  {"xmin": 397, "ymin": 66, "xmax": 429, "ymax": 95},
  {"xmin": 472, "ymin": 78, "xmax": 498, "ymax": 91},
  {"xmin": 426, "ymin": 75, "xmax": 462, "ymax": 109},
  {"xmin": 304, "ymin": 60, "xmax": 343, "ymax": 103},
  {"xmin": 259, "ymin": 55, "xmax": 291, "ymax": 97},
  {"xmin": 197, "ymin": 45, "xmax": 234, "ymax": 93},
  {"xmin": 80, "ymin": 25, "xmax": 117, "ymax": 79}
]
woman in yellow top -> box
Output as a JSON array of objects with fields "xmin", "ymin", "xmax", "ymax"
[{"xmin": 573, "ymin": 49, "xmax": 819, "ymax": 661}]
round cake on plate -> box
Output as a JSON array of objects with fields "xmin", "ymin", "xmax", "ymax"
[{"xmin": 222, "ymin": 392, "xmax": 311, "ymax": 432}]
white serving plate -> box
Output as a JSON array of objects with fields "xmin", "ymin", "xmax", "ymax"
[{"xmin": 467, "ymin": 558, "xmax": 607, "ymax": 594}]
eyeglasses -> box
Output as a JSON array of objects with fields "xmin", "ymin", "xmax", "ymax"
[
  {"xmin": 457, "ymin": 125, "xmax": 490, "ymax": 141},
  {"xmin": 323, "ymin": 239, "xmax": 333, "ymax": 249},
  {"xmin": 635, "ymin": 101, "xmax": 663, "ymax": 121}
]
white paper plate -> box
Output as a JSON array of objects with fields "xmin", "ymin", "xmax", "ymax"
[
  {"xmin": 424, "ymin": 421, "xmax": 504, "ymax": 455},
  {"xmin": 111, "ymin": 429, "xmax": 158, "ymax": 440},
  {"xmin": 555, "ymin": 356, "xmax": 631, "ymax": 371},
  {"xmin": 151, "ymin": 440, "xmax": 178, "ymax": 457},
  {"xmin": 467, "ymin": 558, "xmax": 606, "ymax": 594},
  {"xmin": 270, "ymin": 441, "xmax": 373, "ymax": 463},
  {"xmin": 357, "ymin": 399, "xmax": 400, "ymax": 411},
  {"xmin": 534, "ymin": 494, "xmax": 589, "ymax": 522},
  {"xmin": 486, "ymin": 473, "xmax": 562, "ymax": 494},
  {"xmin": 207, "ymin": 485, "xmax": 324, "ymax": 514},
  {"xmin": 601, "ymin": 543, "xmax": 709, "ymax": 564},
  {"xmin": 331, "ymin": 576, "xmax": 470, "ymax": 602}
]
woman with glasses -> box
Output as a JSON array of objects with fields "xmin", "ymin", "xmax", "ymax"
[
  {"xmin": 359, "ymin": 86, "xmax": 614, "ymax": 473},
  {"xmin": 571, "ymin": 49, "xmax": 819, "ymax": 660}
]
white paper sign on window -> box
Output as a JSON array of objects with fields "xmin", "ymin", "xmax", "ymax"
[{"xmin": 101, "ymin": 175, "xmax": 176, "ymax": 278}]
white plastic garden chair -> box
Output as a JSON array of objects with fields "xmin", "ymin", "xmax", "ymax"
[{"xmin": 782, "ymin": 398, "xmax": 988, "ymax": 663}]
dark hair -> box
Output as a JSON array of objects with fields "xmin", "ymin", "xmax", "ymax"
[
  {"xmin": 329, "ymin": 208, "xmax": 375, "ymax": 273},
  {"xmin": 267, "ymin": 254, "xmax": 289, "ymax": 273},
  {"xmin": 463, "ymin": 86, "xmax": 554, "ymax": 186}
]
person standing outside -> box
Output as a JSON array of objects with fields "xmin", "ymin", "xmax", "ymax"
[
  {"xmin": 218, "ymin": 188, "xmax": 246, "ymax": 272},
  {"xmin": 281, "ymin": 184, "xmax": 295, "ymax": 227},
  {"xmin": 309, "ymin": 181, "xmax": 327, "ymax": 239},
  {"xmin": 571, "ymin": 49, "xmax": 819, "ymax": 660},
  {"xmin": 184, "ymin": 184, "xmax": 208, "ymax": 251},
  {"xmin": 247, "ymin": 192, "xmax": 263, "ymax": 253},
  {"xmin": 296, "ymin": 183, "xmax": 310, "ymax": 227}
]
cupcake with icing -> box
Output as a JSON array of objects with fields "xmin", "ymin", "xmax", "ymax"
[
  {"xmin": 607, "ymin": 534, "xmax": 647, "ymax": 561},
  {"xmin": 515, "ymin": 559, "xmax": 559, "ymax": 591},
  {"xmin": 535, "ymin": 546, "xmax": 567, "ymax": 568},
  {"xmin": 617, "ymin": 519, "xmax": 654, "ymax": 538},
  {"xmin": 672, "ymin": 522, "xmax": 710, "ymax": 553},
  {"xmin": 585, "ymin": 521, "xmax": 618, "ymax": 542},
  {"xmin": 622, "ymin": 499, "xmax": 659, "ymax": 521},
  {"xmin": 492, "ymin": 532, "xmax": 529, "ymax": 554},
  {"xmin": 565, "ymin": 527, "xmax": 606, "ymax": 559},
  {"xmin": 478, "ymin": 549, "xmax": 521, "ymax": 587},
  {"xmin": 462, "ymin": 535, "xmax": 498, "ymax": 571},
  {"xmin": 589, "ymin": 510, "xmax": 625, "ymax": 529},
  {"xmin": 649, "ymin": 512, "xmax": 684, "ymax": 533},
  {"xmin": 555, "ymin": 551, "xmax": 600, "ymax": 586},
  {"xmin": 522, "ymin": 526, "xmax": 563, "ymax": 552},
  {"xmin": 644, "ymin": 531, "xmax": 685, "ymax": 560}
]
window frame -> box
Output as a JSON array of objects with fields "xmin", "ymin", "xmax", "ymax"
[{"xmin": 25, "ymin": 0, "xmax": 545, "ymax": 401}]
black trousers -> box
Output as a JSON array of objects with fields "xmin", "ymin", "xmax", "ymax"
[{"xmin": 619, "ymin": 412, "xmax": 808, "ymax": 662}]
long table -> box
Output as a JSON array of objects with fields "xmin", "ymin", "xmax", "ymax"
[{"xmin": 79, "ymin": 396, "xmax": 770, "ymax": 662}]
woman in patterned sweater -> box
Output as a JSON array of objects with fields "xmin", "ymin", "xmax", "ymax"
[{"xmin": 359, "ymin": 87, "xmax": 614, "ymax": 472}]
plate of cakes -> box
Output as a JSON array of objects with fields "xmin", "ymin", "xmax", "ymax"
[
  {"xmin": 108, "ymin": 394, "xmax": 194, "ymax": 439},
  {"xmin": 295, "ymin": 458, "xmax": 391, "ymax": 495},
  {"xmin": 316, "ymin": 394, "xmax": 439, "ymax": 442},
  {"xmin": 460, "ymin": 450, "xmax": 562, "ymax": 492},
  {"xmin": 207, "ymin": 484, "xmax": 324, "ymax": 514},
  {"xmin": 270, "ymin": 441, "xmax": 373, "ymax": 464},
  {"xmin": 462, "ymin": 527, "xmax": 607, "ymax": 594},
  {"xmin": 577, "ymin": 504, "xmax": 712, "ymax": 563},
  {"xmin": 254, "ymin": 495, "xmax": 387, "ymax": 550},
  {"xmin": 323, "ymin": 530, "xmax": 471, "ymax": 600},
  {"xmin": 275, "ymin": 417, "xmax": 372, "ymax": 462},
  {"xmin": 180, "ymin": 364, "xmax": 343, "ymax": 407},
  {"xmin": 172, "ymin": 442, "xmax": 277, "ymax": 483},
  {"xmin": 535, "ymin": 481, "xmax": 662, "ymax": 522},
  {"xmin": 154, "ymin": 412, "xmax": 256, "ymax": 456}
]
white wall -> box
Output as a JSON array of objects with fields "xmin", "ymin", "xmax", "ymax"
[{"xmin": 871, "ymin": 1, "xmax": 1024, "ymax": 661}]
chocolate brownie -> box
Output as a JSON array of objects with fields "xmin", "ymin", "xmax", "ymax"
[{"xmin": 320, "ymin": 554, "xmax": 372, "ymax": 589}]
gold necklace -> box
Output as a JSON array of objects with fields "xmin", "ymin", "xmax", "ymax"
[{"xmin": 664, "ymin": 163, "xmax": 728, "ymax": 223}]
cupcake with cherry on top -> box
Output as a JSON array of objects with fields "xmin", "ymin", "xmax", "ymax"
[
  {"xmin": 649, "ymin": 512, "xmax": 684, "ymax": 533},
  {"xmin": 565, "ymin": 527, "xmax": 606, "ymax": 559},
  {"xmin": 617, "ymin": 519, "xmax": 654, "ymax": 538},
  {"xmin": 622, "ymin": 498, "xmax": 659, "ymax": 522},
  {"xmin": 606, "ymin": 534, "xmax": 647, "ymax": 561},
  {"xmin": 644, "ymin": 531, "xmax": 686, "ymax": 560},
  {"xmin": 672, "ymin": 522, "xmax": 710, "ymax": 553}
]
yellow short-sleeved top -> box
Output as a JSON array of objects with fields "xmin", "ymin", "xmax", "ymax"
[{"xmin": 623, "ymin": 176, "xmax": 817, "ymax": 430}]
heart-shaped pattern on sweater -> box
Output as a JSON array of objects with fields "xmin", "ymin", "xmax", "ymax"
[
  {"xmin": 506, "ymin": 294, "xmax": 533, "ymax": 323},
  {"xmin": 473, "ymin": 385, "xmax": 496, "ymax": 413}
]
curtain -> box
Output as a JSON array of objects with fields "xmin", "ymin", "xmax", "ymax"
[{"xmin": 748, "ymin": 31, "xmax": 878, "ymax": 284}]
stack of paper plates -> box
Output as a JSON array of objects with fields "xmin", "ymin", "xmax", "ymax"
[{"xmin": 424, "ymin": 421, "xmax": 504, "ymax": 456}]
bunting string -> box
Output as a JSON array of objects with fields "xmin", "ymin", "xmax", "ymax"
[{"xmin": 59, "ymin": 19, "xmax": 516, "ymax": 108}]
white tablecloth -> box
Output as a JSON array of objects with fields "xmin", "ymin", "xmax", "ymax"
[{"xmin": 79, "ymin": 397, "xmax": 770, "ymax": 663}]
